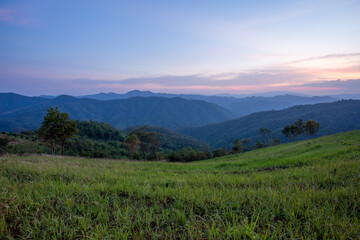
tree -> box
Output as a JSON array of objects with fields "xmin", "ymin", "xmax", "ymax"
[
  {"xmin": 255, "ymin": 141, "xmax": 265, "ymax": 149},
  {"xmin": 259, "ymin": 128, "xmax": 271, "ymax": 145},
  {"xmin": 304, "ymin": 120, "xmax": 321, "ymax": 136},
  {"xmin": 129, "ymin": 126, "xmax": 163, "ymax": 161},
  {"xmin": 259, "ymin": 128, "xmax": 271, "ymax": 138},
  {"xmin": 293, "ymin": 118, "xmax": 305, "ymax": 136},
  {"xmin": 282, "ymin": 118, "xmax": 320, "ymax": 140},
  {"xmin": 212, "ymin": 147, "xmax": 227, "ymax": 158},
  {"xmin": 0, "ymin": 134, "xmax": 10, "ymax": 155},
  {"xmin": 125, "ymin": 134, "xmax": 140, "ymax": 160},
  {"xmin": 39, "ymin": 107, "xmax": 77, "ymax": 156},
  {"xmin": 231, "ymin": 138, "xmax": 242, "ymax": 154},
  {"xmin": 150, "ymin": 133, "xmax": 162, "ymax": 161}
]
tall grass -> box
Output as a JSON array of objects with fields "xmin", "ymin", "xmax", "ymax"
[{"xmin": 1, "ymin": 131, "xmax": 360, "ymax": 239}]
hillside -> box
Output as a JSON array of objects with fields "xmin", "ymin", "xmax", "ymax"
[
  {"xmin": 181, "ymin": 100, "xmax": 360, "ymax": 149},
  {"xmin": 125, "ymin": 126, "xmax": 206, "ymax": 151},
  {"xmin": 1, "ymin": 130, "xmax": 359, "ymax": 239},
  {"xmin": 0, "ymin": 93, "xmax": 234, "ymax": 131},
  {"xmin": 1, "ymin": 121, "xmax": 205, "ymax": 158}
]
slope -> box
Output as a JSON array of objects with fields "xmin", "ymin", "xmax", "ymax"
[
  {"xmin": 1, "ymin": 130, "xmax": 359, "ymax": 239},
  {"xmin": 181, "ymin": 100, "xmax": 360, "ymax": 149}
]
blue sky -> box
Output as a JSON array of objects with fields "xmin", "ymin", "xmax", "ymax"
[{"xmin": 0, "ymin": 0, "xmax": 359, "ymax": 95}]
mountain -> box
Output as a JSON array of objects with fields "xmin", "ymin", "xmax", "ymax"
[
  {"xmin": 79, "ymin": 90, "xmax": 337, "ymax": 117},
  {"xmin": 181, "ymin": 100, "xmax": 360, "ymax": 149},
  {"xmin": 224, "ymin": 94, "xmax": 336, "ymax": 117},
  {"xmin": 0, "ymin": 93, "xmax": 49, "ymax": 114},
  {"xmin": 0, "ymin": 93, "xmax": 234, "ymax": 132},
  {"xmin": 215, "ymin": 91, "xmax": 310, "ymax": 97},
  {"xmin": 79, "ymin": 90, "xmax": 157, "ymax": 100},
  {"xmin": 331, "ymin": 94, "xmax": 360, "ymax": 100}
]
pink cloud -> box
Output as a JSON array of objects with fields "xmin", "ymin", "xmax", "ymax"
[
  {"xmin": 0, "ymin": 8, "xmax": 14, "ymax": 21},
  {"xmin": 0, "ymin": 8, "xmax": 34, "ymax": 25}
]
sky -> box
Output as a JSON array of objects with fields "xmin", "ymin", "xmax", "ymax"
[{"xmin": 0, "ymin": 0, "xmax": 359, "ymax": 96}]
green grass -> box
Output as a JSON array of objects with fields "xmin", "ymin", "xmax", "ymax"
[{"xmin": 1, "ymin": 131, "xmax": 360, "ymax": 239}]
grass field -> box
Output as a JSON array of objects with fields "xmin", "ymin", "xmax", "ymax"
[{"xmin": 1, "ymin": 131, "xmax": 360, "ymax": 239}]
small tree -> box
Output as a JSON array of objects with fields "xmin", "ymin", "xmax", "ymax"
[
  {"xmin": 283, "ymin": 118, "xmax": 320, "ymax": 140},
  {"xmin": 125, "ymin": 134, "xmax": 140, "ymax": 160},
  {"xmin": 39, "ymin": 107, "xmax": 77, "ymax": 156},
  {"xmin": 130, "ymin": 126, "xmax": 163, "ymax": 161},
  {"xmin": 304, "ymin": 120, "xmax": 321, "ymax": 136},
  {"xmin": 212, "ymin": 147, "xmax": 227, "ymax": 158},
  {"xmin": 0, "ymin": 134, "xmax": 10, "ymax": 155},
  {"xmin": 259, "ymin": 128, "xmax": 271, "ymax": 145},
  {"xmin": 149, "ymin": 132, "xmax": 162, "ymax": 161},
  {"xmin": 231, "ymin": 138, "xmax": 242, "ymax": 154}
]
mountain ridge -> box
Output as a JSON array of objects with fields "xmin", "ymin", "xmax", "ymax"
[{"xmin": 0, "ymin": 93, "xmax": 234, "ymax": 131}]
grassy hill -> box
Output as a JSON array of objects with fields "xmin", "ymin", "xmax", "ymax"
[
  {"xmin": 181, "ymin": 99, "xmax": 360, "ymax": 149},
  {"xmin": 1, "ymin": 130, "xmax": 359, "ymax": 239},
  {"xmin": 0, "ymin": 93, "xmax": 234, "ymax": 131}
]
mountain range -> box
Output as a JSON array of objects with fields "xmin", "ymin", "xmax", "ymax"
[
  {"xmin": 80, "ymin": 90, "xmax": 338, "ymax": 117},
  {"xmin": 1, "ymin": 92, "xmax": 360, "ymax": 151},
  {"xmin": 0, "ymin": 93, "xmax": 233, "ymax": 131}
]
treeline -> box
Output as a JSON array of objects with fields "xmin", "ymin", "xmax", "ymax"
[{"xmin": 0, "ymin": 107, "xmax": 321, "ymax": 162}]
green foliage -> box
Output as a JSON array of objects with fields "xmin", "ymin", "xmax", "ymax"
[
  {"xmin": 130, "ymin": 126, "xmax": 163, "ymax": 161},
  {"xmin": 304, "ymin": 119, "xmax": 321, "ymax": 136},
  {"xmin": 259, "ymin": 127, "xmax": 271, "ymax": 137},
  {"xmin": 126, "ymin": 126, "xmax": 205, "ymax": 151},
  {"xmin": 39, "ymin": 107, "xmax": 78, "ymax": 155},
  {"xmin": 282, "ymin": 119, "xmax": 321, "ymax": 139},
  {"xmin": 255, "ymin": 141, "xmax": 265, "ymax": 149},
  {"xmin": 0, "ymin": 134, "xmax": 10, "ymax": 154},
  {"xmin": 230, "ymin": 138, "xmax": 242, "ymax": 154},
  {"xmin": 125, "ymin": 134, "xmax": 140, "ymax": 160},
  {"xmin": 212, "ymin": 147, "xmax": 227, "ymax": 158},
  {"xmin": 1, "ymin": 130, "xmax": 359, "ymax": 239},
  {"xmin": 168, "ymin": 147, "xmax": 211, "ymax": 162},
  {"xmin": 76, "ymin": 120, "xmax": 125, "ymax": 141},
  {"xmin": 64, "ymin": 137, "xmax": 127, "ymax": 159}
]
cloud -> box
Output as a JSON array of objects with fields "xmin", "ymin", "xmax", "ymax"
[
  {"xmin": 286, "ymin": 79, "xmax": 360, "ymax": 95},
  {"xmin": 0, "ymin": 8, "xmax": 35, "ymax": 25},
  {"xmin": 289, "ymin": 53, "xmax": 360, "ymax": 64}
]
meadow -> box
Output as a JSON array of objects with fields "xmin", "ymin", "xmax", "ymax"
[{"xmin": 1, "ymin": 130, "xmax": 359, "ymax": 239}]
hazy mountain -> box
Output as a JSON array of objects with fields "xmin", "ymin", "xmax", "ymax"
[
  {"xmin": 225, "ymin": 94, "xmax": 337, "ymax": 117},
  {"xmin": 0, "ymin": 93, "xmax": 234, "ymax": 132},
  {"xmin": 215, "ymin": 91, "xmax": 309, "ymax": 98},
  {"xmin": 79, "ymin": 90, "xmax": 337, "ymax": 117},
  {"xmin": 331, "ymin": 94, "xmax": 360, "ymax": 100},
  {"xmin": 181, "ymin": 100, "xmax": 360, "ymax": 149}
]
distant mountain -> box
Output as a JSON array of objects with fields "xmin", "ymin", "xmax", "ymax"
[
  {"xmin": 331, "ymin": 94, "xmax": 360, "ymax": 100},
  {"xmin": 215, "ymin": 91, "xmax": 310, "ymax": 98},
  {"xmin": 224, "ymin": 94, "xmax": 336, "ymax": 117},
  {"xmin": 181, "ymin": 100, "xmax": 360, "ymax": 149},
  {"xmin": 79, "ymin": 90, "xmax": 337, "ymax": 117},
  {"xmin": 79, "ymin": 90, "xmax": 157, "ymax": 100},
  {"xmin": 38, "ymin": 95, "xmax": 57, "ymax": 99},
  {"xmin": 0, "ymin": 93, "xmax": 234, "ymax": 132},
  {"xmin": 0, "ymin": 93, "xmax": 49, "ymax": 114}
]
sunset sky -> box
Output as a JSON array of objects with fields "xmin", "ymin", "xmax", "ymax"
[{"xmin": 0, "ymin": 0, "xmax": 359, "ymax": 96}]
